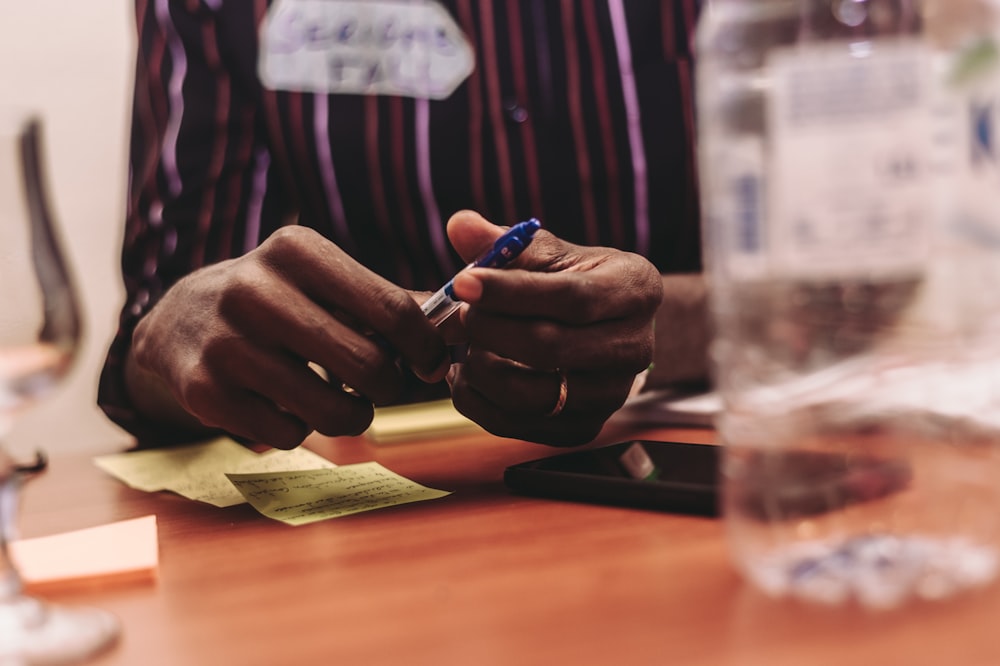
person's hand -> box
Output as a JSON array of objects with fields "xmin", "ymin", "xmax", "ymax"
[
  {"xmin": 443, "ymin": 211, "xmax": 663, "ymax": 446},
  {"xmin": 128, "ymin": 226, "xmax": 450, "ymax": 449}
]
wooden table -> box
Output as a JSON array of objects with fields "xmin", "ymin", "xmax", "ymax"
[{"xmin": 18, "ymin": 416, "xmax": 1000, "ymax": 666}]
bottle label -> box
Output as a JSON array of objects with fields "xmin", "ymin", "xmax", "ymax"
[
  {"xmin": 761, "ymin": 40, "xmax": 932, "ymax": 280},
  {"xmin": 934, "ymin": 43, "xmax": 1000, "ymax": 250}
]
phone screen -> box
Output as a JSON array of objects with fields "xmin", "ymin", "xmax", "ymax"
[
  {"xmin": 522, "ymin": 440, "xmax": 717, "ymax": 483},
  {"xmin": 503, "ymin": 440, "xmax": 720, "ymax": 516},
  {"xmin": 504, "ymin": 440, "xmax": 911, "ymax": 518}
]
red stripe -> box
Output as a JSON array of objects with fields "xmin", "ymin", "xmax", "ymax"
[
  {"xmin": 218, "ymin": 103, "xmax": 256, "ymax": 258},
  {"xmin": 582, "ymin": 3, "xmax": 624, "ymax": 248},
  {"xmin": 679, "ymin": 0, "xmax": 700, "ymax": 225},
  {"xmin": 364, "ymin": 97, "xmax": 391, "ymax": 236},
  {"xmin": 365, "ymin": 97, "xmax": 413, "ymax": 286},
  {"xmin": 455, "ymin": 0, "xmax": 487, "ymax": 214},
  {"xmin": 135, "ymin": 0, "xmax": 150, "ymax": 58},
  {"xmin": 681, "ymin": 0, "xmax": 698, "ymax": 51},
  {"xmin": 194, "ymin": 14, "xmax": 230, "ymax": 266},
  {"xmin": 256, "ymin": 0, "xmax": 295, "ymax": 209},
  {"xmin": 479, "ymin": 0, "xmax": 515, "ymax": 224},
  {"xmin": 131, "ymin": 0, "xmax": 166, "ymax": 282},
  {"xmin": 130, "ymin": 1, "xmax": 159, "ymax": 247},
  {"xmin": 503, "ymin": 0, "xmax": 544, "ymax": 220},
  {"xmin": 661, "ymin": 0, "xmax": 677, "ymax": 59},
  {"xmin": 560, "ymin": 0, "xmax": 600, "ymax": 245},
  {"xmin": 390, "ymin": 97, "xmax": 421, "ymax": 252},
  {"xmin": 678, "ymin": 61, "xmax": 699, "ymax": 231},
  {"xmin": 288, "ymin": 92, "xmax": 330, "ymax": 232},
  {"xmin": 147, "ymin": 7, "xmax": 167, "ymax": 132},
  {"xmin": 287, "ymin": 92, "xmax": 311, "ymax": 211}
]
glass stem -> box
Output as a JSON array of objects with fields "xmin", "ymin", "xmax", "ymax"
[{"xmin": 0, "ymin": 450, "xmax": 25, "ymax": 602}]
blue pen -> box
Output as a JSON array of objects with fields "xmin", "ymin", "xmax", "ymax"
[{"xmin": 421, "ymin": 218, "xmax": 541, "ymax": 326}]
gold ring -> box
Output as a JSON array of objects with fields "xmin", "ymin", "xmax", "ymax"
[{"xmin": 546, "ymin": 370, "xmax": 568, "ymax": 417}]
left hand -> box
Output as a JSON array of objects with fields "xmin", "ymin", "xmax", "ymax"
[{"xmin": 442, "ymin": 211, "xmax": 663, "ymax": 446}]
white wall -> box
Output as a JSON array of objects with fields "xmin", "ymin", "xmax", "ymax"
[{"xmin": 2, "ymin": 3, "xmax": 136, "ymax": 454}]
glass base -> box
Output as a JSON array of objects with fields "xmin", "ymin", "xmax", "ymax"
[
  {"xmin": 0, "ymin": 595, "xmax": 119, "ymax": 664},
  {"xmin": 745, "ymin": 534, "xmax": 999, "ymax": 610}
]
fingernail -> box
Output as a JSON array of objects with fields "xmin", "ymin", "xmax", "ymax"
[
  {"xmin": 414, "ymin": 348, "xmax": 451, "ymax": 383},
  {"xmin": 452, "ymin": 271, "xmax": 483, "ymax": 303}
]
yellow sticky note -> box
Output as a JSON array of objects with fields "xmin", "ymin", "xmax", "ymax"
[
  {"xmin": 367, "ymin": 398, "xmax": 480, "ymax": 443},
  {"xmin": 94, "ymin": 437, "xmax": 337, "ymax": 507},
  {"xmin": 226, "ymin": 463, "xmax": 451, "ymax": 526},
  {"xmin": 11, "ymin": 515, "xmax": 158, "ymax": 590}
]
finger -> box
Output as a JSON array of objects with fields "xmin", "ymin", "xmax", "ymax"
[
  {"xmin": 444, "ymin": 210, "xmax": 509, "ymax": 263},
  {"xmin": 193, "ymin": 390, "xmax": 311, "ymax": 450},
  {"xmin": 456, "ymin": 352, "xmax": 560, "ymax": 416},
  {"xmin": 414, "ymin": 290, "xmax": 469, "ymax": 346},
  {"xmin": 219, "ymin": 344, "xmax": 376, "ymax": 437},
  {"xmin": 448, "ymin": 364, "xmax": 607, "ymax": 447},
  {"xmin": 462, "ymin": 311, "xmax": 654, "ymax": 374},
  {"xmin": 452, "ymin": 251, "xmax": 662, "ymax": 323},
  {"xmin": 255, "ymin": 227, "xmax": 450, "ymax": 381},
  {"xmin": 220, "ymin": 275, "xmax": 406, "ymax": 404},
  {"xmin": 458, "ymin": 349, "xmax": 635, "ymax": 417}
]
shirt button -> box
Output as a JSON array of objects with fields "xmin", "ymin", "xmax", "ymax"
[{"xmin": 503, "ymin": 99, "xmax": 529, "ymax": 123}]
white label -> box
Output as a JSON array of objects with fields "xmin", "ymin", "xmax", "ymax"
[
  {"xmin": 766, "ymin": 40, "xmax": 932, "ymax": 279},
  {"xmin": 259, "ymin": 0, "xmax": 475, "ymax": 100}
]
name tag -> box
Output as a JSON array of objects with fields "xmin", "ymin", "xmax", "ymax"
[{"xmin": 259, "ymin": 0, "xmax": 475, "ymax": 100}]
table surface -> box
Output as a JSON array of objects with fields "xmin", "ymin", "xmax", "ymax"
[{"xmin": 18, "ymin": 414, "xmax": 1000, "ymax": 666}]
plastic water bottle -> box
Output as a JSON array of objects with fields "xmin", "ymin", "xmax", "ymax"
[{"xmin": 696, "ymin": 0, "xmax": 1000, "ymax": 609}]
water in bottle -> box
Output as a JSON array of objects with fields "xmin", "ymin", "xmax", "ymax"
[{"xmin": 696, "ymin": 0, "xmax": 1000, "ymax": 609}]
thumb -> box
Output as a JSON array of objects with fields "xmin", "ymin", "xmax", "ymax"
[{"xmin": 445, "ymin": 210, "xmax": 508, "ymax": 264}]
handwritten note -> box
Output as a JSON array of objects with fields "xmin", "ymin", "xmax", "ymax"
[
  {"xmin": 94, "ymin": 437, "xmax": 337, "ymax": 507},
  {"xmin": 226, "ymin": 463, "xmax": 451, "ymax": 526}
]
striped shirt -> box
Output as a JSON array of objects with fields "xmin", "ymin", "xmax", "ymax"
[{"xmin": 99, "ymin": 0, "xmax": 703, "ymax": 443}]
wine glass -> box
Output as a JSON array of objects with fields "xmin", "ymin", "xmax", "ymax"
[{"xmin": 0, "ymin": 110, "xmax": 119, "ymax": 662}]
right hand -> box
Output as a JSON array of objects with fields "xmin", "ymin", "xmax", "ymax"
[{"xmin": 128, "ymin": 226, "xmax": 451, "ymax": 449}]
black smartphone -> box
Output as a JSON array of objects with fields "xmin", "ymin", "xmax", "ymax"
[
  {"xmin": 504, "ymin": 440, "xmax": 913, "ymax": 518},
  {"xmin": 503, "ymin": 440, "xmax": 720, "ymax": 516}
]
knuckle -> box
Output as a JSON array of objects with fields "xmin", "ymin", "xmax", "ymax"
[
  {"xmin": 527, "ymin": 322, "xmax": 564, "ymax": 366},
  {"xmin": 338, "ymin": 339, "xmax": 373, "ymax": 370},
  {"xmin": 630, "ymin": 332, "xmax": 656, "ymax": 369},
  {"xmin": 625, "ymin": 259, "xmax": 664, "ymax": 313},
  {"xmin": 130, "ymin": 318, "xmax": 154, "ymax": 364},
  {"xmin": 378, "ymin": 289, "xmax": 421, "ymax": 329},
  {"xmin": 611, "ymin": 335, "xmax": 654, "ymax": 373},
  {"xmin": 215, "ymin": 262, "xmax": 269, "ymax": 318},
  {"xmin": 175, "ymin": 369, "xmax": 217, "ymax": 414},
  {"xmin": 552, "ymin": 280, "xmax": 601, "ymax": 323},
  {"xmin": 260, "ymin": 225, "xmax": 314, "ymax": 258}
]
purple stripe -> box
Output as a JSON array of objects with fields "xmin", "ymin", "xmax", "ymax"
[
  {"xmin": 155, "ymin": 0, "xmax": 186, "ymax": 197},
  {"xmin": 245, "ymin": 147, "xmax": 270, "ymax": 254},
  {"xmin": 608, "ymin": 0, "xmax": 649, "ymax": 256},
  {"xmin": 415, "ymin": 98, "xmax": 454, "ymax": 275},
  {"xmin": 313, "ymin": 95, "xmax": 352, "ymax": 247}
]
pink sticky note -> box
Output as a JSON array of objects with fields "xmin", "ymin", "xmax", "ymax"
[{"xmin": 11, "ymin": 515, "xmax": 159, "ymax": 590}]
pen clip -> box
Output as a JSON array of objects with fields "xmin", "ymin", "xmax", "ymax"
[{"xmin": 474, "ymin": 218, "xmax": 541, "ymax": 270}]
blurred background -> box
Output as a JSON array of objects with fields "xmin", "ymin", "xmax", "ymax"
[{"xmin": 3, "ymin": 2, "xmax": 135, "ymax": 453}]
